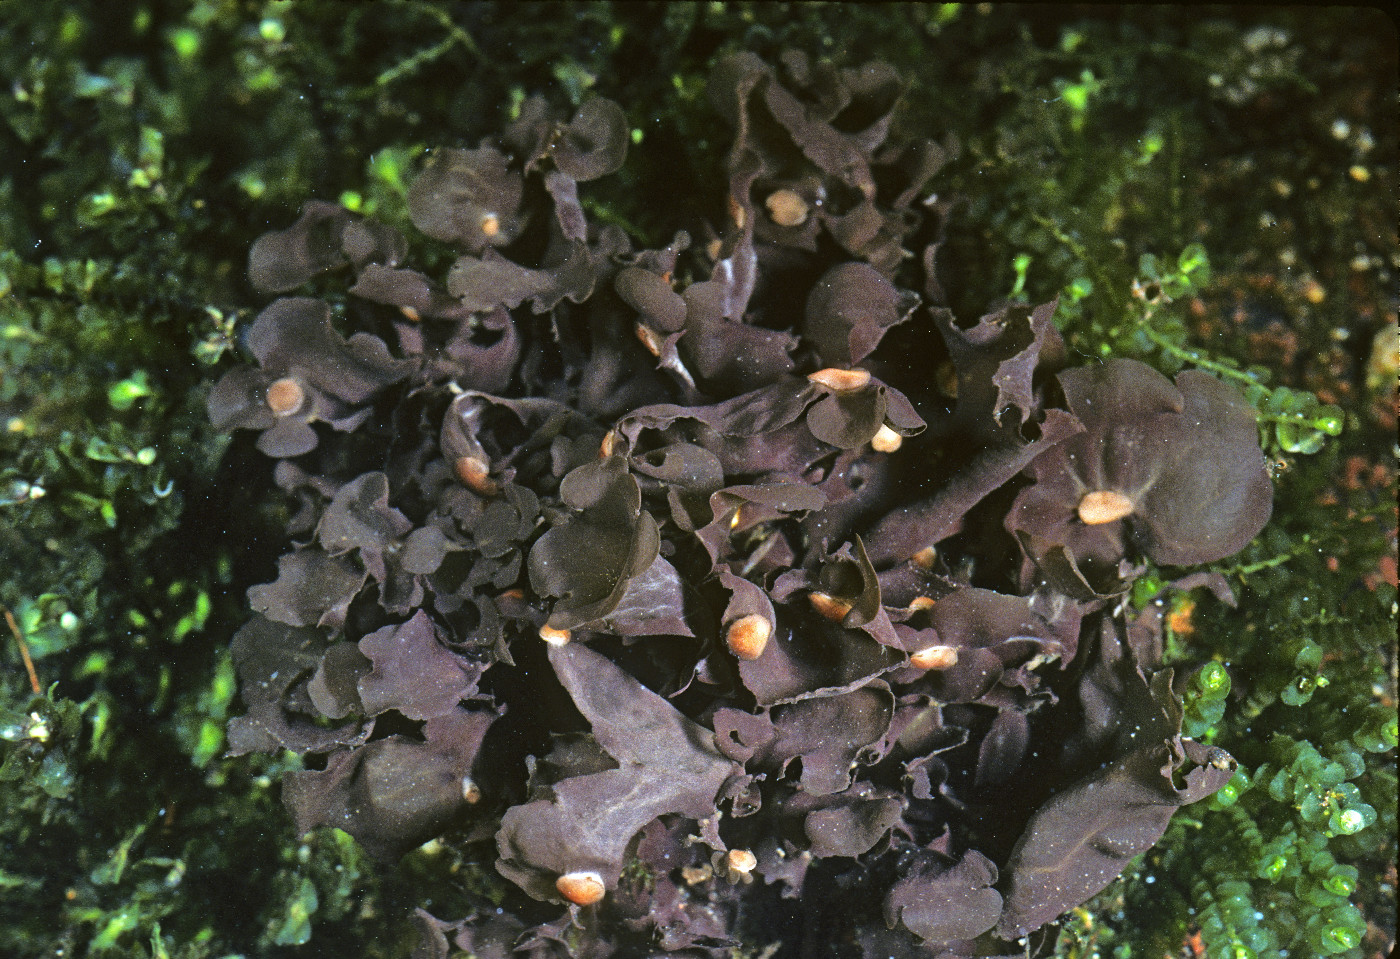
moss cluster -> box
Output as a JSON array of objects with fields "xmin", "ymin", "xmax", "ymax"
[{"xmin": 1, "ymin": 4, "xmax": 1393, "ymax": 958}]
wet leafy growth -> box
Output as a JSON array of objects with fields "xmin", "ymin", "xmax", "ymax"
[
  {"xmin": 205, "ymin": 46, "xmax": 1287, "ymax": 958},
  {"xmin": 2, "ymin": 6, "xmax": 1389, "ymax": 959}
]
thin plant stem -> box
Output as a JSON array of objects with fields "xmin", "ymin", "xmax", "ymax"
[{"xmin": 3, "ymin": 606, "xmax": 42, "ymax": 695}]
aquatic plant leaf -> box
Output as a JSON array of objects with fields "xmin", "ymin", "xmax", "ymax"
[
  {"xmin": 317, "ymin": 472, "xmax": 412, "ymax": 574},
  {"xmin": 283, "ymin": 707, "xmax": 498, "ymax": 861},
  {"xmin": 226, "ymin": 616, "xmax": 368, "ymax": 755},
  {"xmin": 446, "ymin": 250, "xmax": 556, "ymax": 314},
  {"xmin": 552, "ymin": 97, "xmax": 629, "ymax": 182},
  {"xmin": 805, "ymin": 793, "xmax": 903, "ymax": 858},
  {"xmin": 762, "ymin": 683, "xmax": 894, "ymax": 795},
  {"xmin": 248, "ymin": 200, "xmax": 352, "ymax": 293},
  {"xmin": 616, "ymin": 266, "xmax": 687, "ymax": 333},
  {"xmin": 357, "ymin": 611, "xmax": 483, "ymax": 720},
  {"xmin": 407, "ymin": 146, "xmax": 524, "ymax": 251},
  {"xmin": 527, "ymin": 456, "xmax": 661, "ymax": 629},
  {"xmin": 400, "ymin": 525, "xmax": 458, "ymax": 576},
  {"xmin": 349, "ymin": 264, "xmax": 459, "ymax": 317},
  {"xmin": 738, "ymin": 612, "xmax": 904, "ymax": 706},
  {"xmin": 1007, "ymin": 358, "xmax": 1273, "ymax": 575},
  {"xmin": 884, "ymin": 850, "xmax": 1003, "ymax": 944},
  {"xmin": 863, "ymin": 406, "xmax": 1083, "ymax": 567},
  {"xmin": 307, "ymin": 641, "xmax": 371, "ymax": 720},
  {"xmin": 248, "ymin": 548, "xmax": 367, "ymax": 633},
  {"xmin": 495, "ymin": 643, "xmax": 736, "ymax": 901},
  {"xmin": 803, "ymin": 262, "xmax": 917, "ymax": 365},
  {"xmin": 572, "ymin": 554, "xmax": 693, "ymax": 638},
  {"xmin": 206, "ymin": 366, "xmax": 275, "ymax": 433},
  {"xmin": 996, "ymin": 737, "xmax": 1234, "ymax": 938},
  {"xmin": 245, "ymin": 297, "xmax": 411, "ymax": 404}
]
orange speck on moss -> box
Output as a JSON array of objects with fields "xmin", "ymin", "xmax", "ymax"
[
  {"xmin": 1167, "ymin": 597, "xmax": 1196, "ymax": 636},
  {"xmin": 1371, "ymin": 553, "xmax": 1398, "ymax": 590}
]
